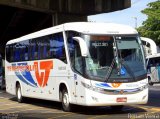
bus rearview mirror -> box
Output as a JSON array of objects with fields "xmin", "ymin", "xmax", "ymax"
[{"xmin": 72, "ymin": 37, "xmax": 88, "ymax": 57}]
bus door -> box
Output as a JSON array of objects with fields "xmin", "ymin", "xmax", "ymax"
[
  {"xmin": 153, "ymin": 57, "xmax": 160, "ymax": 82},
  {"xmin": 67, "ymin": 37, "xmax": 85, "ymax": 104},
  {"xmin": 148, "ymin": 58, "xmax": 160, "ymax": 82},
  {"xmin": 156, "ymin": 65, "xmax": 160, "ymax": 82}
]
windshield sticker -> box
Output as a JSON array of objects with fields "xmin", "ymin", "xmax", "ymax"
[
  {"xmin": 92, "ymin": 42, "xmax": 109, "ymax": 47},
  {"xmin": 120, "ymin": 67, "xmax": 126, "ymax": 75}
]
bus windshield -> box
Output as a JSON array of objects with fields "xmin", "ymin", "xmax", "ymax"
[{"xmin": 67, "ymin": 33, "xmax": 147, "ymax": 82}]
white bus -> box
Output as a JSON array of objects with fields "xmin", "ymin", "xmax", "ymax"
[
  {"xmin": 5, "ymin": 22, "xmax": 148, "ymax": 111},
  {"xmin": 146, "ymin": 53, "xmax": 160, "ymax": 85},
  {"xmin": 141, "ymin": 37, "xmax": 157, "ymax": 56}
]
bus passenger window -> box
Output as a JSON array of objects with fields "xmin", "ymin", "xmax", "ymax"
[
  {"xmin": 20, "ymin": 45, "xmax": 25, "ymax": 61},
  {"xmin": 10, "ymin": 45, "xmax": 14, "ymax": 62},
  {"xmin": 32, "ymin": 42, "xmax": 36, "ymax": 60},
  {"xmin": 39, "ymin": 40, "xmax": 44, "ymax": 59},
  {"xmin": 24, "ymin": 46, "xmax": 28, "ymax": 61},
  {"xmin": 14, "ymin": 44, "xmax": 21, "ymax": 62},
  {"xmin": 49, "ymin": 33, "xmax": 67, "ymax": 63},
  {"xmin": 43, "ymin": 44, "xmax": 47, "ymax": 59},
  {"xmin": 6, "ymin": 45, "xmax": 10, "ymax": 62}
]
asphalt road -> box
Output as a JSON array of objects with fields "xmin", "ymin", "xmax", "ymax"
[{"xmin": 0, "ymin": 84, "xmax": 160, "ymax": 119}]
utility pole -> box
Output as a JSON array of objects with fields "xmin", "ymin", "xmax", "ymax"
[{"xmin": 132, "ymin": 17, "xmax": 137, "ymax": 28}]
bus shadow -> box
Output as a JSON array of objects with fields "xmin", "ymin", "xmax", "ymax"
[
  {"xmin": 10, "ymin": 97, "xmax": 147, "ymax": 115},
  {"xmin": 10, "ymin": 97, "xmax": 62, "ymax": 111},
  {"xmin": 72, "ymin": 105, "xmax": 147, "ymax": 115}
]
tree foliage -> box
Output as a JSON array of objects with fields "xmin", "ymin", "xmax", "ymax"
[{"xmin": 137, "ymin": 0, "xmax": 160, "ymax": 45}]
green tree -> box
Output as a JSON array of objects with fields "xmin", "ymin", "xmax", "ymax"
[{"xmin": 137, "ymin": 0, "xmax": 160, "ymax": 45}]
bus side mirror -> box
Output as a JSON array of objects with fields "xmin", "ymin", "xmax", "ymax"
[{"xmin": 72, "ymin": 37, "xmax": 88, "ymax": 57}]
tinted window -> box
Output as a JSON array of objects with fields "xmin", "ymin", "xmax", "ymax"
[
  {"xmin": 148, "ymin": 57, "xmax": 160, "ymax": 66},
  {"xmin": 6, "ymin": 32, "xmax": 67, "ymax": 63},
  {"xmin": 67, "ymin": 31, "xmax": 83, "ymax": 74}
]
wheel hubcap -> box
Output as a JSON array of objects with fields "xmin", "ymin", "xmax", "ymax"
[
  {"xmin": 63, "ymin": 92, "xmax": 69, "ymax": 107},
  {"xmin": 17, "ymin": 88, "xmax": 21, "ymax": 99}
]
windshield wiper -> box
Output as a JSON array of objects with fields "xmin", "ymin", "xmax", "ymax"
[
  {"xmin": 113, "ymin": 36, "xmax": 122, "ymax": 76},
  {"xmin": 105, "ymin": 36, "xmax": 120, "ymax": 82},
  {"xmin": 105, "ymin": 59, "xmax": 115, "ymax": 82}
]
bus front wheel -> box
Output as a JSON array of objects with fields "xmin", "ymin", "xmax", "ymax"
[
  {"xmin": 16, "ymin": 84, "xmax": 23, "ymax": 103},
  {"xmin": 61, "ymin": 88, "xmax": 72, "ymax": 112}
]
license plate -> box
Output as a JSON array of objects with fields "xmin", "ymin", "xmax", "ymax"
[{"xmin": 116, "ymin": 97, "xmax": 127, "ymax": 102}]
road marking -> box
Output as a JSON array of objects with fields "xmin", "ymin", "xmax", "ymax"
[
  {"xmin": 0, "ymin": 98, "xmax": 65, "ymax": 114},
  {"xmin": 6, "ymin": 107, "xmax": 43, "ymax": 113},
  {"xmin": 0, "ymin": 99, "xmax": 17, "ymax": 102},
  {"xmin": 35, "ymin": 109, "xmax": 64, "ymax": 113},
  {"xmin": 0, "ymin": 97, "xmax": 9, "ymax": 99},
  {"xmin": 0, "ymin": 104, "xmax": 29, "ymax": 111},
  {"xmin": 0, "ymin": 98, "xmax": 14, "ymax": 101},
  {"xmin": 7, "ymin": 105, "xmax": 59, "ymax": 114},
  {"xmin": 0, "ymin": 102, "xmax": 19, "ymax": 106},
  {"xmin": 133, "ymin": 105, "xmax": 160, "ymax": 113},
  {"xmin": 150, "ymin": 108, "xmax": 160, "ymax": 112}
]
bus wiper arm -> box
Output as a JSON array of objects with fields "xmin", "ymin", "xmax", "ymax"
[{"xmin": 105, "ymin": 59, "xmax": 115, "ymax": 82}]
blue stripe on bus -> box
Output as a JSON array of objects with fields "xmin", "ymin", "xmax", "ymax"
[
  {"xmin": 17, "ymin": 63, "xmax": 37, "ymax": 87},
  {"xmin": 15, "ymin": 71, "xmax": 35, "ymax": 87},
  {"xmin": 12, "ymin": 63, "xmax": 37, "ymax": 87},
  {"xmin": 21, "ymin": 70, "xmax": 37, "ymax": 87},
  {"xmin": 96, "ymin": 83, "xmax": 111, "ymax": 88}
]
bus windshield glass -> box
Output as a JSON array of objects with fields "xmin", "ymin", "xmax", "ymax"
[
  {"xmin": 83, "ymin": 35, "xmax": 146, "ymax": 82},
  {"xmin": 67, "ymin": 32, "xmax": 146, "ymax": 82}
]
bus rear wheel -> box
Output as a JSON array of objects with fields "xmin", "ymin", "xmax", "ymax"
[
  {"xmin": 61, "ymin": 88, "xmax": 72, "ymax": 112},
  {"xmin": 16, "ymin": 84, "xmax": 23, "ymax": 103}
]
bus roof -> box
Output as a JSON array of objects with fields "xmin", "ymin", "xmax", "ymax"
[
  {"xmin": 146, "ymin": 53, "xmax": 160, "ymax": 59},
  {"xmin": 64, "ymin": 22, "xmax": 138, "ymax": 35},
  {"xmin": 6, "ymin": 22, "xmax": 138, "ymax": 45}
]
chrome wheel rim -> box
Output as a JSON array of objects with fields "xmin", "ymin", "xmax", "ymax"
[
  {"xmin": 17, "ymin": 87, "xmax": 21, "ymax": 100},
  {"xmin": 63, "ymin": 92, "xmax": 69, "ymax": 107}
]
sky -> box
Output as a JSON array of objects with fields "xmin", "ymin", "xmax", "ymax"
[{"xmin": 88, "ymin": 0, "xmax": 157, "ymax": 28}]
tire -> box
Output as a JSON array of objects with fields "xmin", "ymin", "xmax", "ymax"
[
  {"xmin": 61, "ymin": 88, "xmax": 72, "ymax": 112},
  {"xmin": 148, "ymin": 77, "xmax": 153, "ymax": 86},
  {"xmin": 16, "ymin": 84, "xmax": 23, "ymax": 103},
  {"xmin": 149, "ymin": 82, "xmax": 153, "ymax": 86},
  {"xmin": 110, "ymin": 105, "xmax": 124, "ymax": 111}
]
